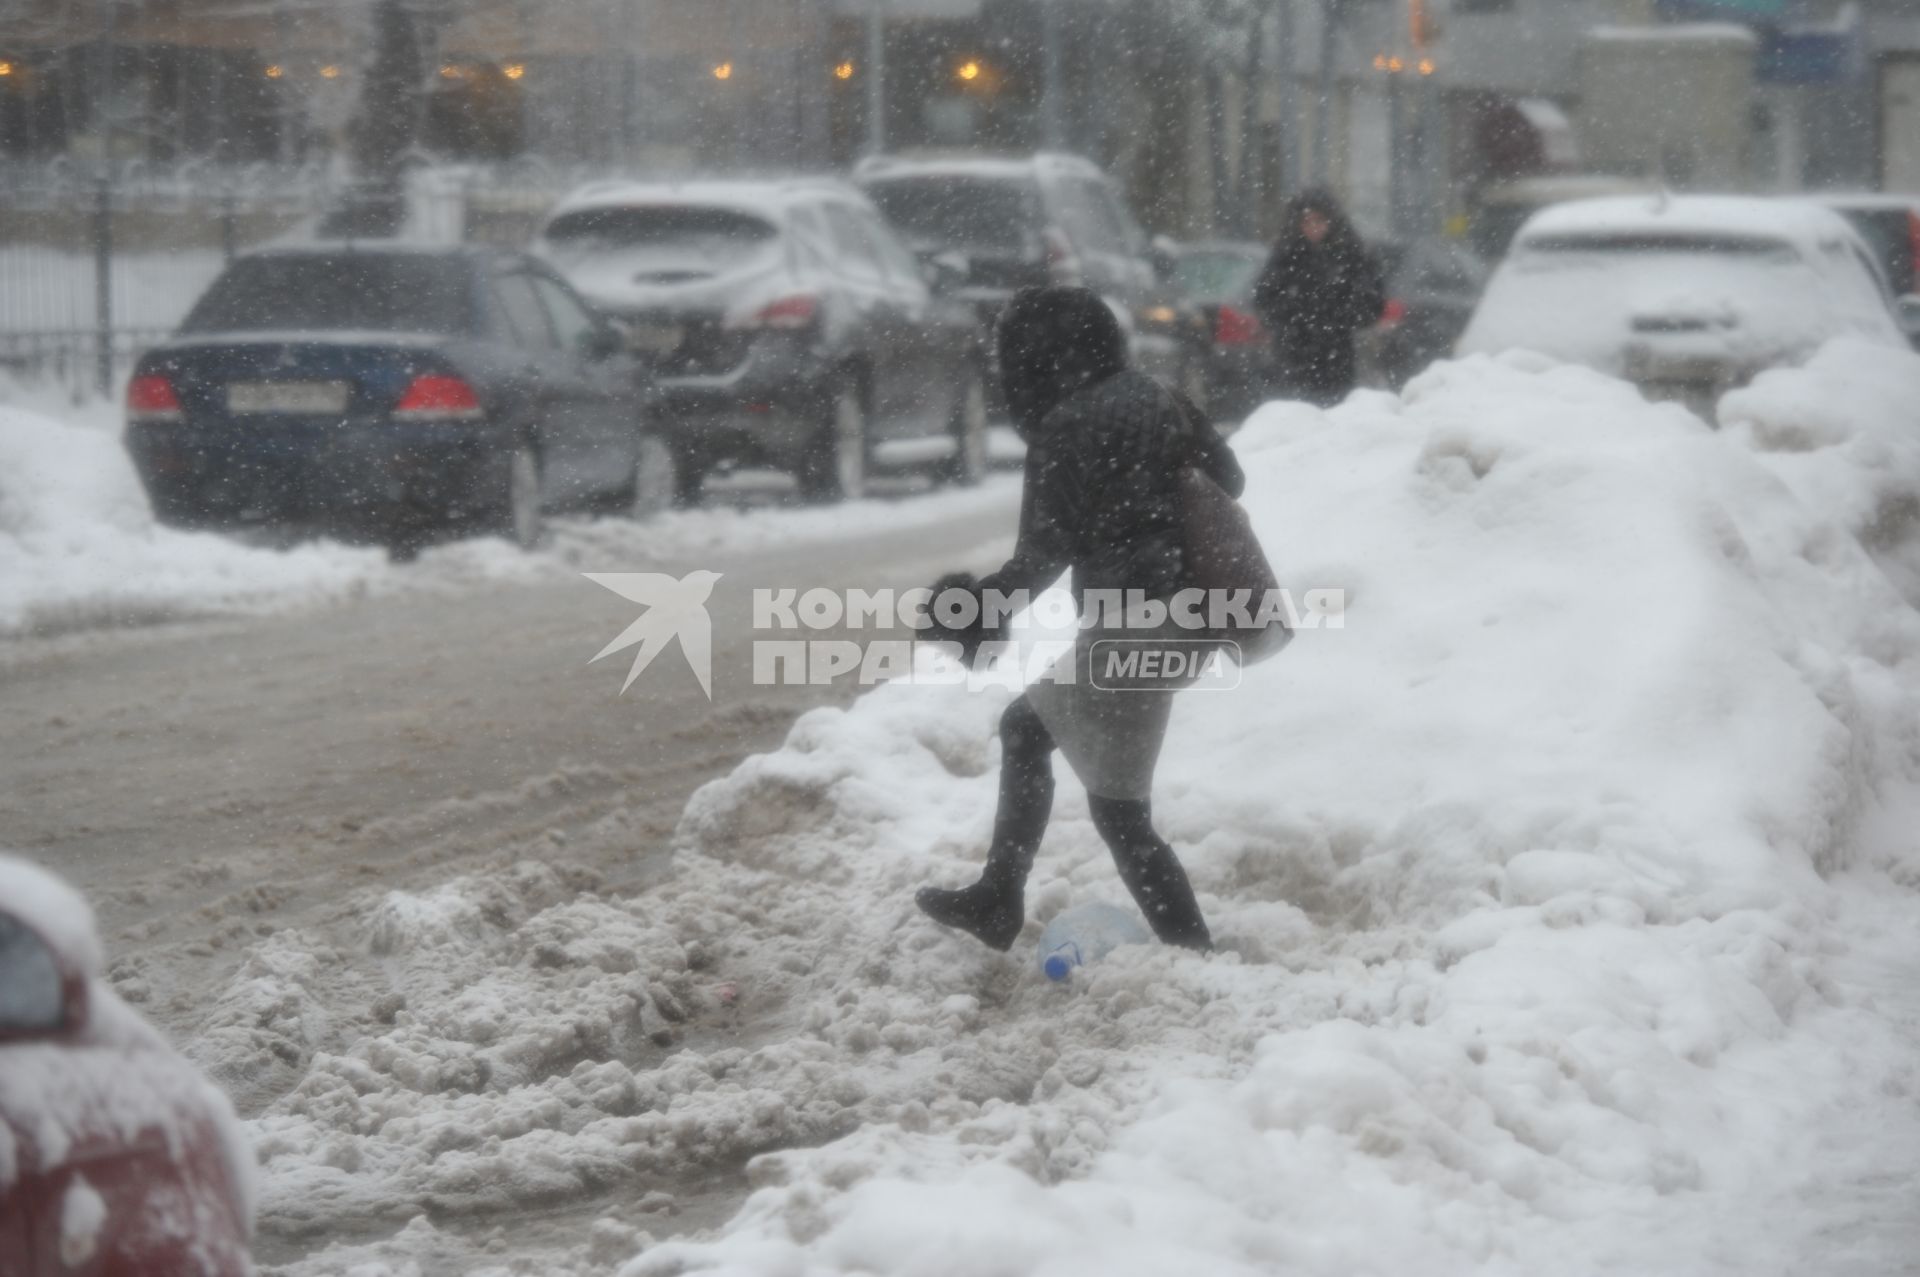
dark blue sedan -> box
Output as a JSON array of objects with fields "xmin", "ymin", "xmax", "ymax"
[{"xmin": 125, "ymin": 243, "xmax": 670, "ymax": 557}]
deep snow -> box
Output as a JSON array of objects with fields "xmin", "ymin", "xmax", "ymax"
[{"xmin": 173, "ymin": 347, "xmax": 1920, "ymax": 1275}]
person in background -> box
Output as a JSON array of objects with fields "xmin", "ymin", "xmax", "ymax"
[
  {"xmin": 914, "ymin": 286, "xmax": 1240, "ymax": 956},
  {"xmin": 1252, "ymin": 188, "xmax": 1385, "ymax": 407}
]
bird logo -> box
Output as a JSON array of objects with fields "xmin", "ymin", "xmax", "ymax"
[{"xmin": 584, "ymin": 570, "xmax": 722, "ymax": 698}]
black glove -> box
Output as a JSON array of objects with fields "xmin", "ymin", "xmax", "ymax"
[{"xmin": 923, "ymin": 571, "xmax": 999, "ymax": 664}]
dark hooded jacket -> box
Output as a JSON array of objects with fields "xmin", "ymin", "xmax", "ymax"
[
  {"xmin": 980, "ymin": 286, "xmax": 1245, "ymax": 609},
  {"xmin": 1251, "ymin": 190, "xmax": 1385, "ymax": 406}
]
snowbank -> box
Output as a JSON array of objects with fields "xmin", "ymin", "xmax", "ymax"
[
  {"xmin": 1719, "ymin": 337, "xmax": 1920, "ymax": 606},
  {"xmin": 0, "ymin": 387, "xmax": 1017, "ymax": 637},
  {"xmin": 615, "ymin": 351, "xmax": 1920, "ymax": 1275},
  {"xmin": 241, "ymin": 348, "xmax": 1920, "ymax": 1275},
  {"xmin": 0, "ymin": 396, "xmax": 393, "ymax": 635}
]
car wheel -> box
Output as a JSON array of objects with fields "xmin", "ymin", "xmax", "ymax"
[
  {"xmin": 673, "ymin": 446, "xmax": 708, "ymax": 508},
  {"xmin": 797, "ymin": 379, "xmax": 867, "ymax": 503},
  {"xmin": 477, "ymin": 440, "xmax": 544, "ymax": 550},
  {"xmin": 628, "ymin": 435, "xmax": 678, "ymax": 521},
  {"xmin": 147, "ymin": 489, "xmax": 209, "ymax": 531},
  {"xmin": 939, "ymin": 364, "xmax": 989, "ymax": 487}
]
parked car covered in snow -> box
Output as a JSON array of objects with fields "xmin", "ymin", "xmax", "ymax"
[
  {"xmin": 534, "ymin": 178, "xmax": 991, "ymax": 503},
  {"xmin": 1455, "ymin": 195, "xmax": 1907, "ymax": 411},
  {"xmin": 125, "ymin": 243, "xmax": 667, "ymax": 557},
  {"xmin": 0, "ymin": 856, "xmax": 255, "ymax": 1275}
]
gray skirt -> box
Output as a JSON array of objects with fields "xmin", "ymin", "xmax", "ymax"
[{"xmin": 1024, "ymin": 619, "xmax": 1219, "ymax": 800}]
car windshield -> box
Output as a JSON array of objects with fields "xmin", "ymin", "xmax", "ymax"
[
  {"xmin": 180, "ymin": 254, "xmax": 470, "ymax": 333},
  {"xmin": 1172, "ymin": 251, "xmax": 1262, "ymax": 301},
  {"xmin": 862, "ymin": 176, "xmax": 1037, "ymax": 254}
]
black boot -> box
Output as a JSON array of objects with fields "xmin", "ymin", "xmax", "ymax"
[
  {"xmin": 917, "ymin": 697, "xmax": 1055, "ymax": 952},
  {"xmin": 915, "ymin": 880, "xmax": 1027, "ymax": 951},
  {"xmin": 1089, "ymin": 796, "xmax": 1213, "ymax": 952}
]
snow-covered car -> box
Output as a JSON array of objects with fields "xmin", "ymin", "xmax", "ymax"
[
  {"xmin": 533, "ymin": 178, "xmax": 990, "ymax": 503},
  {"xmin": 0, "ymin": 856, "xmax": 255, "ymax": 1275},
  {"xmin": 125, "ymin": 243, "xmax": 668, "ymax": 557},
  {"xmin": 1455, "ymin": 195, "xmax": 1907, "ymax": 410}
]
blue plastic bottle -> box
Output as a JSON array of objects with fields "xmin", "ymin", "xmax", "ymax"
[{"xmin": 1038, "ymin": 902, "xmax": 1151, "ymax": 981}]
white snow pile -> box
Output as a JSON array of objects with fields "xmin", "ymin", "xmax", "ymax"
[
  {"xmin": 239, "ymin": 348, "xmax": 1920, "ymax": 1275},
  {"xmin": 1719, "ymin": 336, "xmax": 1920, "ymax": 606},
  {"xmin": 0, "ymin": 392, "xmax": 392, "ymax": 635},
  {"xmin": 0, "ymin": 384, "xmax": 1017, "ymax": 638},
  {"xmin": 633, "ymin": 351, "xmax": 1920, "ymax": 1273}
]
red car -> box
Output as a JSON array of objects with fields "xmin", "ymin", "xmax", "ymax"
[{"xmin": 0, "ymin": 857, "xmax": 254, "ymax": 1276}]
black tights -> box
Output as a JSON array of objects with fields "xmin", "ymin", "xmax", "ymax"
[{"xmin": 986, "ymin": 697, "xmax": 1212, "ymax": 951}]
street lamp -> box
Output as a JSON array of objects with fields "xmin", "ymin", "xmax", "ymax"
[{"xmin": 866, "ymin": 0, "xmax": 886, "ymax": 155}]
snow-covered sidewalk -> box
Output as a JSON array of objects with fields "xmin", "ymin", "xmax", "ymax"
[
  {"xmin": 0, "ymin": 383, "xmax": 1018, "ymax": 638},
  {"xmin": 196, "ymin": 342, "xmax": 1920, "ymax": 1275}
]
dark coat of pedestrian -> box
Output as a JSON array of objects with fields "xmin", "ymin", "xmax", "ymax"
[
  {"xmin": 914, "ymin": 286, "xmax": 1240, "ymax": 956},
  {"xmin": 1252, "ymin": 189, "xmax": 1386, "ymax": 407}
]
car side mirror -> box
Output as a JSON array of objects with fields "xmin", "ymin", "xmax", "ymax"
[
  {"xmin": 0, "ymin": 912, "xmax": 87, "ymax": 1041},
  {"xmin": 1898, "ymin": 295, "xmax": 1920, "ymax": 338}
]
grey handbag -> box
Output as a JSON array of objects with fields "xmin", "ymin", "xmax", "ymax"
[{"xmin": 1177, "ymin": 463, "xmax": 1292, "ymax": 665}]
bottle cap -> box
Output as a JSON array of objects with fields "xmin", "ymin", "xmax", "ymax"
[{"xmin": 1043, "ymin": 952, "xmax": 1074, "ymax": 981}]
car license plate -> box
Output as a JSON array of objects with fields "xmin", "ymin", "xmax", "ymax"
[
  {"xmin": 625, "ymin": 322, "xmax": 684, "ymax": 356},
  {"xmin": 226, "ymin": 380, "xmax": 350, "ymax": 415}
]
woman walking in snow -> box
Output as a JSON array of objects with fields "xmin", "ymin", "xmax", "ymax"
[
  {"xmin": 914, "ymin": 286, "xmax": 1247, "ymax": 955},
  {"xmin": 1252, "ymin": 188, "xmax": 1386, "ymax": 407}
]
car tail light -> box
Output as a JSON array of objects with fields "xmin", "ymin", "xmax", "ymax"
[
  {"xmin": 1378, "ymin": 298, "xmax": 1409, "ymax": 328},
  {"xmin": 1213, "ymin": 304, "xmax": 1264, "ymax": 347},
  {"xmin": 127, "ymin": 374, "xmax": 183, "ymax": 423},
  {"xmin": 740, "ymin": 296, "xmax": 818, "ymax": 330},
  {"xmin": 1907, "ymin": 211, "xmax": 1920, "ymax": 293},
  {"xmin": 1043, "ymin": 227, "xmax": 1081, "ymax": 283},
  {"xmin": 393, "ymin": 373, "xmax": 482, "ymax": 421}
]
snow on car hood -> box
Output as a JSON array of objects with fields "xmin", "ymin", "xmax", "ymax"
[
  {"xmin": 0, "ymin": 851, "xmax": 103, "ymax": 977},
  {"xmin": 233, "ymin": 348, "xmax": 1920, "ymax": 1275},
  {"xmin": 0, "ymin": 855, "xmax": 258, "ymax": 1238}
]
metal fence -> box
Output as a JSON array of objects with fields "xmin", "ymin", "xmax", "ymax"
[{"xmin": 0, "ymin": 161, "xmax": 589, "ymax": 400}]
